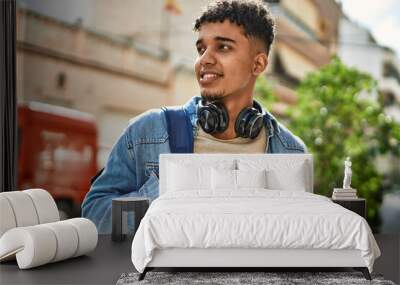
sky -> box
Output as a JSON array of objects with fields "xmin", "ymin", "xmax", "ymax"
[{"xmin": 339, "ymin": 0, "xmax": 400, "ymax": 56}]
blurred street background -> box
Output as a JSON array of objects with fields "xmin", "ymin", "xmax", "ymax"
[{"xmin": 15, "ymin": 0, "xmax": 400, "ymax": 232}]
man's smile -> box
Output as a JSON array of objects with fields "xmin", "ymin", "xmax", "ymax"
[{"xmin": 199, "ymin": 70, "xmax": 223, "ymax": 85}]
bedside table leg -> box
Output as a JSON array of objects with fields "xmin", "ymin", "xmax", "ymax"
[
  {"xmin": 354, "ymin": 267, "xmax": 371, "ymax": 280},
  {"xmin": 112, "ymin": 202, "xmax": 123, "ymax": 242}
]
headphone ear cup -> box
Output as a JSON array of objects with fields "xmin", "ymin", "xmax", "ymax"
[
  {"xmin": 198, "ymin": 100, "xmax": 215, "ymax": 133},
  {"xmin": 197, "ymin": 100, "xmax": 228, "ymax": 134},
  {"xmin": 235, "ymin": 107, "xmax": 252, "ymax": 138},
  {"xmin": 198, "ymin": 108, "xmax": 216, "ymax": 134},
  {"xmin": 235, "ymin": 107, "xmax": 264, "ymax": 138},
  {"xmin": 197, "ymin": 100, "xmax": 229, "ymax": 134},
  {"xmin": 247, "ymin": 113, "xmax": 264, "ymax": 139},
  {"xmin": 212, "ymin": 102, "xmax": 229, "ymax": 133}
]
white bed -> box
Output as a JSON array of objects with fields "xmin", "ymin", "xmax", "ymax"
[{"xmin": 131, "ymin": 154, "xmax": 380, "ymax": 280}]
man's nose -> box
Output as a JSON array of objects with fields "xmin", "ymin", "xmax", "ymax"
[{"xmin": 199, "ymin": 49, "xmax": 217, "ymax": 66}]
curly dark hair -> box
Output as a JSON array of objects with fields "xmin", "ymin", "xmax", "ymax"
[{"xmin": 193, "ymin": 0, "xmax": 275, "ymax": 54}]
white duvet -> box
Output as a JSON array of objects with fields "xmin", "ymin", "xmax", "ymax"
[{"xmin": 131, "ymin": 190, "xmax": 380, "ymax": 273}]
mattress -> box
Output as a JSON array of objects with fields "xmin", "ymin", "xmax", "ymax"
[{"xmin": 131, "ymin": 190, "xmax": 380, "ymax": 273}]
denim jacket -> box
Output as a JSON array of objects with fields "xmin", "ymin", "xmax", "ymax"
[{"xmin": 81, "ymin": 96, "xmax": 307, "ymax": 233}]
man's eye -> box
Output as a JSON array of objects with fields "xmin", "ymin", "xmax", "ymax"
[
  {"xmin": 219, "ymin": 44, "xmax": 231, "ymax": 51},
  {"xmin": 197, "ymin": 47, "xmax": 205, "ymax": 55}
]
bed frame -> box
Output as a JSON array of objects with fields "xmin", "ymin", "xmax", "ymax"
[
  {"xmin": 139, "ymin": 248, "xmax": 371, "ymax": 280},
  {"xmin": 138, "ymin": 154, "xmax": 371, "ymax": 281}
]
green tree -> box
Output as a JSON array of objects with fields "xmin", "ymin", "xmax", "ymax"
[
  {"xmin": 255, "ymin": 75, "xmax": 275, "ymax": 107},
  {"xmin": 257, "ymin": 58, "xmax": 400, "ymax": 231}
]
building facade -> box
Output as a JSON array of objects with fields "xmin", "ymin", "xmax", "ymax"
[
  {"xmin": 16, "ymin": 5, "xmax": 196, "ymax": 166},
  {"xmin": 265, "ymin": 0, "xmax": 341, "ymax": 115},
  {"xmin": 19, "ymin": 0, "xmax": 398, "ymax": 169},
  {"xmin": 338, "ymin": 15, "xmax": 400, "ymax": 123}
]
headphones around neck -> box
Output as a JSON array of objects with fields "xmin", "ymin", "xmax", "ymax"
[{"xmin": 197, "ymin": 99, "xmax": 264, "ymax": 139}]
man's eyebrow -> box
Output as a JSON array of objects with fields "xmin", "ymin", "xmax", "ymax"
[
  {"xmin": 215, "ymin": 36, "xmax": 236, "ymax": 44},
  {"xmin": 195, "ymin": 36, "xmax": 237, "ymax": 46}
]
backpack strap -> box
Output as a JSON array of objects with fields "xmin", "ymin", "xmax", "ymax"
[
  {"xmin": 162, "ymin": 107, "xmax": 194, "ymax": 153},
  {"xmin": 90, "ymin": 167, "xmax": 104, "ymax": 186}
]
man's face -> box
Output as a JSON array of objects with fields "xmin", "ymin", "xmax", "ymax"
[{"xmin": 195, "ymin": 20, "xmax": 256, "ymax": 101}]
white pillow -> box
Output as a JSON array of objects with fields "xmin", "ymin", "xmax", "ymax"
[
  {"xmin": 167, "ymin": 163, "xmax": 210, "ymax": 191},
  {"xmin": 211, "ymin": 168, "xmax": 236, "ymax": 190},
  {"xmin": 167, "ymin": 161, "xmax": 235, "ymax": 191},
  {"xmin": 237, "ymin": 169, "xmax": 267, "ymax": 189},
  {"xmin": 266, "ymin": 168, "xmax": 306, "ymax": 191},
  {"xmin": 211, "ymin": 169, "xmax": 267, "ymax": 190},
  {"xmin": 238, "ymin": 159, "xmax": 309, "ymax": 191}
]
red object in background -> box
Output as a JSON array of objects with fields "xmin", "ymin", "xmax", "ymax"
[{"xmin": 18, "ymin": 102, "xmax": 98, "ymax": 218}]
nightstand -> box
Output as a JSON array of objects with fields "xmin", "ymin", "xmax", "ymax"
[
  {"xmin": 112, "ymin": 197, "xmax": 150, "ymax": 242},
  {"xmin": 331, "ymin": 198, "xmax": 366, "ymax": 218}
]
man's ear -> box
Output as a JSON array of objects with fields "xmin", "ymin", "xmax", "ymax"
[{"xmin": 252, "ymin": 53, "xmax": 268, "ymax": 76}]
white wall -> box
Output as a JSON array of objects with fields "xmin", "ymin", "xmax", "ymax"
[
  {"xmin": 338, "ymin": 17, "xmax": 400, "ymax": 124},
  {"xmin": 338, "ymin": 17, "xmax": 384, "ymax": 80}
]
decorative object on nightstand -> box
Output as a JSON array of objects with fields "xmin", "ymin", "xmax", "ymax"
[
  {"xmin": 331, "ymin": 198, "xmax": 366, "ymax": 218},
  {"xmin": 112, "ymin": 197, "xmax": 149, "ymax": 242},
  {"xmin": 332, "ymin": 157, "xmax": 358, "ymax": 199}
]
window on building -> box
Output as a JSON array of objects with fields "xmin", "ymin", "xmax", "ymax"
[
  {"xmin": 383, "ymin": 61, "xmax": 400, "ymax": 84},
  {"xmin": 57, "ymin": 72, "xmax": 67, "ymax": 89},
  {"xmin": 382, "ymin": 91, "xmax": 396, "ymax": 107}
]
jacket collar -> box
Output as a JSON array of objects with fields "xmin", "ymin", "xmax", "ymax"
[{"xmin": 183, "ymin": 96, "xmax": 280, "ymax": 136}]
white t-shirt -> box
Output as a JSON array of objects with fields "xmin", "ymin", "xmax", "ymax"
[{"xmin": 194, "ymin": 125, "xmax": 268, "ymax": 153}]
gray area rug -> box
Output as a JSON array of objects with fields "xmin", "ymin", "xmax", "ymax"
[{"xmin": 116, "ymin": 271, "xmax": 396, "ymax": 285}]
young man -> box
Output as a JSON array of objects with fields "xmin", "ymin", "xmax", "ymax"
[{"xmin": 82, "ymin": 0, "xmax": 306, "ymax": 233}]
